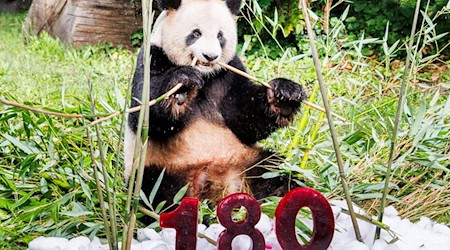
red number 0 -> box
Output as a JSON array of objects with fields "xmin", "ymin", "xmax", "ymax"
[
  {"xmin": 275, "ymin": 187, "xmax": 334, "ymax": 250},
  {"xmin": 217, "ymin": 193, "xmax": 265, "ymax": 250},
  {"xmin": 160, "ymin": 198, "xmax": 199, "ymax": 250}
]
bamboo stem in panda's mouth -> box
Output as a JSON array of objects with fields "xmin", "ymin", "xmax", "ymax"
[
  {"xmin": 216, "ymin": 61, "xmax": 348, "ymax": 123},
  {"xmin": 217, "ymin": 62, "xmax": 272, "ymax": 89}
]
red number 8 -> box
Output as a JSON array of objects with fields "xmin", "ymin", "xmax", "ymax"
[{"xmin": 217, "ymin": 193, "xmax": 265, "ymax": 250}]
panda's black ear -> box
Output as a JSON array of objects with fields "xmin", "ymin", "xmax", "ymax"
[
  {"xmin": 225, "ymin": 0, "xmax": 242, "ymax": 15},
  {"xmin": 157, "ymin": 0, "xmax": 182, "ymax": 10}
]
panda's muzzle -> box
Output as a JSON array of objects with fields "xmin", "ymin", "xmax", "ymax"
[
  {"xmin": 191, "ymin": 53, "xmax": 218, "ymax": 68},
  {"xmin": 198, "ymin": 61, "xmax": 213, "ymax": 67}
]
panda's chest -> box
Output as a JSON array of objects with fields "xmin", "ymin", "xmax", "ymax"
[{"xmin": 146, "ymin": 119, "xmax": 261, "ymax": 173}]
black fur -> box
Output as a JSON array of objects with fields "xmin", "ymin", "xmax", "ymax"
[
  {"xmin": 157, "ymin": 0, "xmax": 182, "ymax": 10},
  {"xmin": 225, "ymin": 0, "xmax": 242, "ymax": 15},
  {"xmin": 129, "ymin": 46, "xmax": 204, "ymax": 141}
]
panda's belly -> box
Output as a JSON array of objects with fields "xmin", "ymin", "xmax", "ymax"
[{"xmin": 145, "ymin": 119, "xmax": 262, "ymax": 173}]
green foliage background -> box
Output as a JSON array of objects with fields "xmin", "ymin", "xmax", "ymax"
[{"xmin": 238, "ymin": 0, "xmax": 450, "ymax": 57}]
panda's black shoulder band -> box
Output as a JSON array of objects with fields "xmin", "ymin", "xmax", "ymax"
[
  {"xmin": 225, "ymin": 0, "xmax": 242, "ymax": 15},
  {"xmin": 157, "ymin": 0, "xmax": 182, "ymax": 10}
]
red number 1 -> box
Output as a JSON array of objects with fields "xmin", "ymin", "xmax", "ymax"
[{"xmin": 160, "ymin": 198, "xmax": 199, "ymax": 250}]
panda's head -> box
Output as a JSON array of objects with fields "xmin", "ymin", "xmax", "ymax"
[{"xmin": 153, "ymin": 0, "xmax": 242, "ymax": 75}]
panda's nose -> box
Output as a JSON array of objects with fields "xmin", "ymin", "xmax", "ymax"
[{"xmin": 203, "ymin": 53, "xmax": 218, "ymax": 62}]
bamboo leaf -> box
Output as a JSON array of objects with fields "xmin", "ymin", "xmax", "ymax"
[
  {"xmin": 355, "ymin": 193, "xmax": 401, "ymax": 202},
  {"xmin": 155, "ymin": 200, "xmax": 167, "ymax": 214},
  {"xmin": 173, "ymin": 184, "xmax": 189, "ymax": 204},
  {"xmin": 79, "ymin": 177, "xmax": 92, "ymax": 201},
  {"xmin": 262, "ymin": 171, "xmax": 281, "ymax": 179},
  {"xmin": 408, "ymin": 101, "xmax": 426, "ymax": 137},
  {"xmin": 388, "ymin": 40, "xmax": 400, "ymax": 54},
  {"xmin": 2, "ymin": 134, "xmax": 38, "ymax": 154},
  {"xmin": 61, "ymin": 203, "xmax": 93, "ymax": 217},
  {"xmin": 140, "ymin": 190, "xmax": 151, "ymax": 208},
  {"xmin": 340, "ymin": 6, "xmax": 350, "ymax": 21},
  {"xmin": 426, "ymin": 32, "xmax": 449, "ymax": 44},
  {"xmin": 421, "ymin": 10, "xmax": 434, "ymax": 27},
  {"xmin": 40, "ymin": 178, "xmax": 48, "ymax": 194},
  {"xmin": 14, "ymin": 191, "xmax": 35, "ymax": 209},
  {"xmin": 149, "ymin": 168, "xmax": 165, "ymax": 205}
]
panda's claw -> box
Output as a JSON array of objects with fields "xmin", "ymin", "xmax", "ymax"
[{"xmin": 267, "ymin": 78, "xmax": 307, "ymax": 126}]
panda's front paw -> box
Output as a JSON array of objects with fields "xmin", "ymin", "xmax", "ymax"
[
  {"xmin": 164, "ymin": 66, "xmax": 204, "ymax": 118},
  {"xmin": 167, "ymin": 66, "xmax": 204, "ymax": 90},
  {"xmin": 267, "ymin": 78, "xmax": 307, "ymax": 126}
]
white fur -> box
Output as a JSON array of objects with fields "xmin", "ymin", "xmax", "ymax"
[
  {"xmin": 124, "ymin": 125, "xmax": 137, "ymax": 181},
  {"xmin": 161, "ymin": 0, "xmax": 238, "ymax": 74},
  {"xmin": 150, "ymin": 10, "xmax": 168, "ymax": 47}
]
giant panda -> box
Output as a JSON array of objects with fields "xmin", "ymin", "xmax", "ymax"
[{"xmin": 124, "ymin": 0, "xmax": 307, "ymax": 208}]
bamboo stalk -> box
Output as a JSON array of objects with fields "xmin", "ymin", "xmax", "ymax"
[
  {"xmin": 300, "ymin": 0, "xmax": 362, "ymax": 241},
  {"xmin": 216, "ymin": 61, "xmax": 347, "ymax": 122},
  {"xmin": 112, "ymin": 76, "xmax": 132, "ymax": 248},
  {"xmin": 124, "ymin": 0, "xmax": 154, "ymax": 248},
  {"xmin": 86, "ymin": 129, "xmax": 113, "ymax": 250},
  {"xmin": 0, "ymin": 97, "xmax": 83, "ymax": 118},
  {"xmin": 88, "ymin": 81, "xmax": 119, "ymax": 250},
  {"xmin": 375, "ymin": 0, "xmax": 422, "ymax": 241},
  {"xmin": 217, "ymin": 61, "xmax": 272, "ymax": 88}
]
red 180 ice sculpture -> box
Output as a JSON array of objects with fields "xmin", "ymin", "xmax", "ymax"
[{"xmin": 160, "ymin": 187, "xmax": 335, "ymax": 250}]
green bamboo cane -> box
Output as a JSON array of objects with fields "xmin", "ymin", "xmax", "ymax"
[
  {"xmin": 124, "ymin": 0, "xmax": 153, "ymax": 249},
  {"xmin": 299, "ymin": 0, "xmax": 362, "ymax": 241},
  {"xmin": 86, "ymin": 128, "xmax": 113, "ymax": 250},
  {"xmin": 88, "ymin": 82, "xmax": 119, "ymax": 250},
  {"xmin": 112, "ymin": 76, "xmax": 132, "ymax": 246},
  {"xmin": 375, "ymin": 0, "xmax": 422, "ymax": 240}
]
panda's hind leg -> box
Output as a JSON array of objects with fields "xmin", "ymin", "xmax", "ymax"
[
  {"xmin": 138, "ymin": 166, "xmax": 186, "ymax": 224},
  {"xmin": 245, "ymin": 151, "xmax": 297, "ymax": 200}
]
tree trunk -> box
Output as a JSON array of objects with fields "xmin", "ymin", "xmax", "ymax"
[{"xmin": 323, "ymin": 0, "xmax": 333, "ymax": 33}]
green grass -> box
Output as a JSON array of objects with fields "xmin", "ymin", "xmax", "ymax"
[
  {"xmin": 1, "ymin": 12, "xmax": 449, "ymax": 248},
  {"xmin": 0, "ymin": 13, "xmax": 134, "ymax": 247}
]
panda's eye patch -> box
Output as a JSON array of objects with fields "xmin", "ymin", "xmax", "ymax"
[
  {"xmin": 186, "ymin": 29, "xmax": 202, "ymax": 46},
  {"xmin": 192, "ymin": 29, "xmax": 202, "ymax": 38},
  {"xmin": 217, "ymin": 30, "xmax": 226, "ymax": 48}
]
